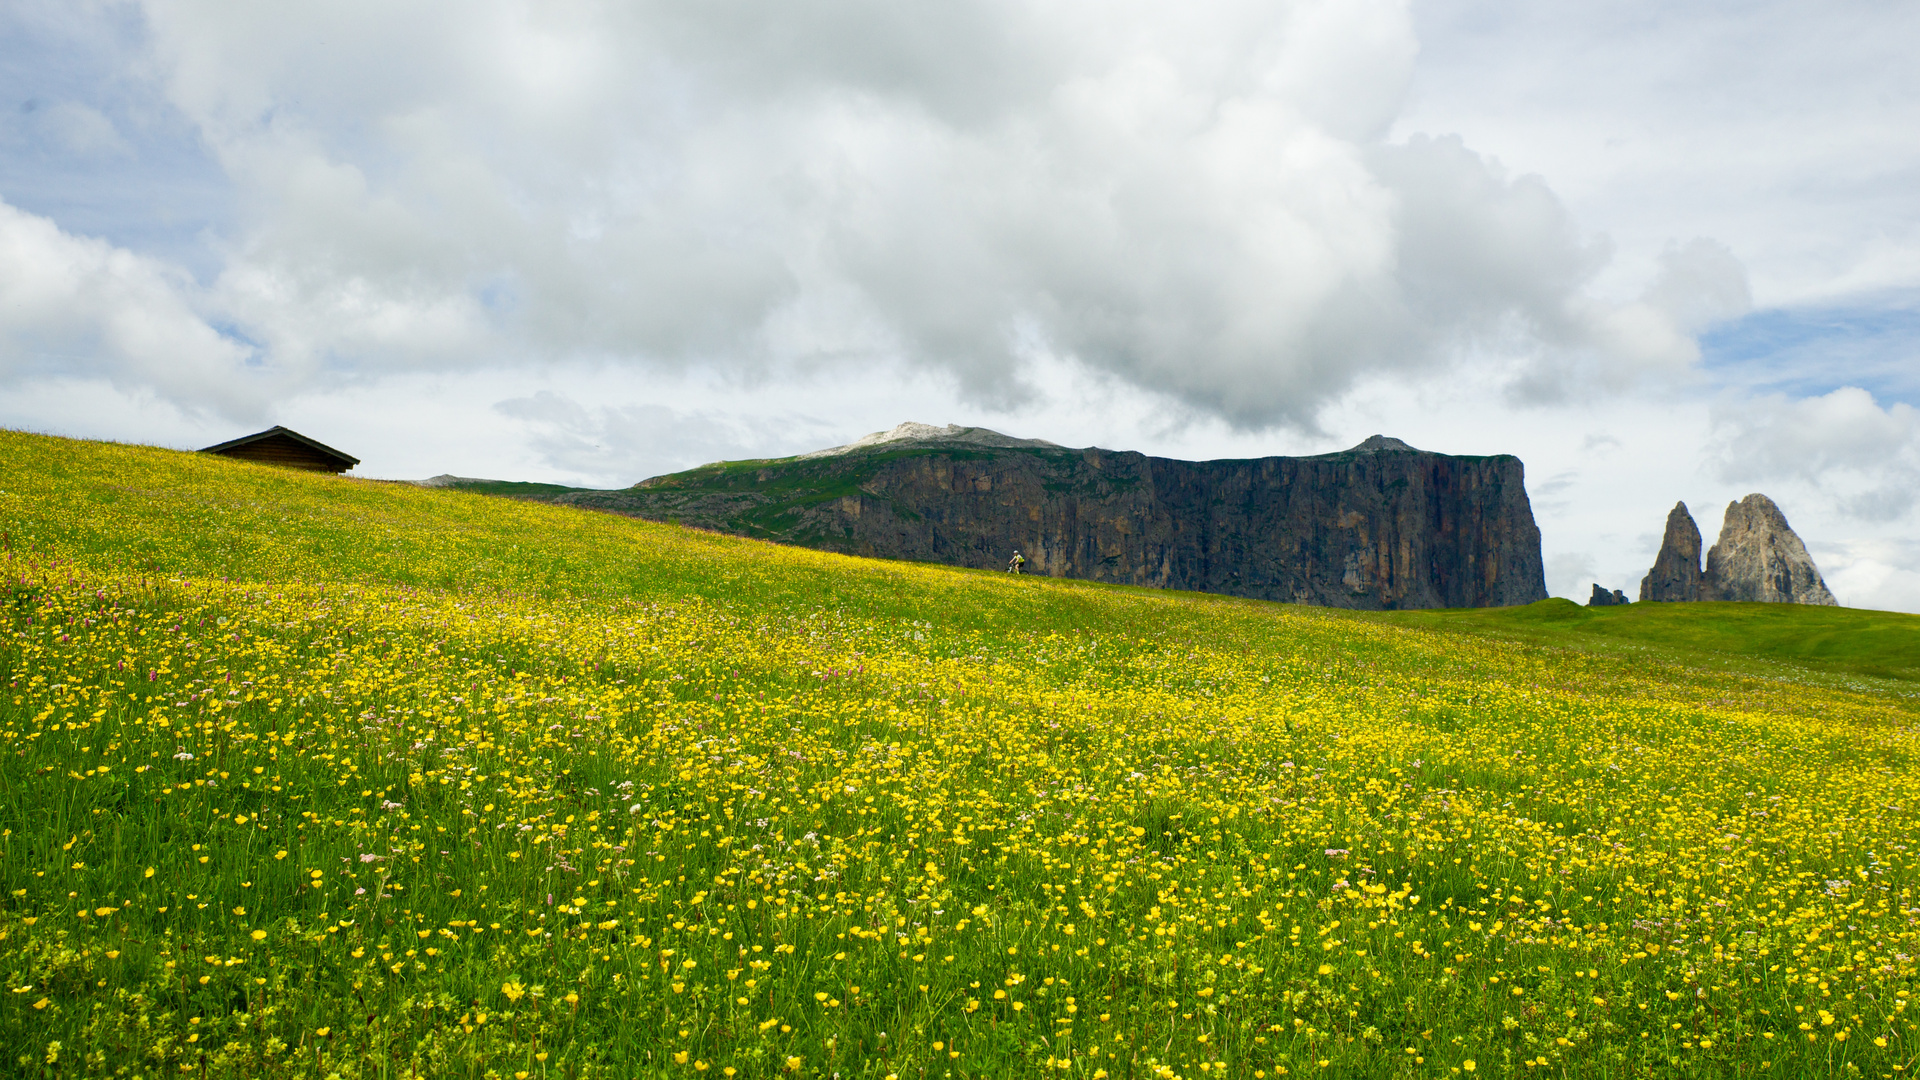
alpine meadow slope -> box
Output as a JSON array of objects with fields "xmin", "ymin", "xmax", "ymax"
[{"xmin": 3, "ymin": 429, "xmax": 1920, "ymax": 1079}]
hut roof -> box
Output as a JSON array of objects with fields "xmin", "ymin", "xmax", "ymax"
[{"xmin": 200, "ymin": 426, "xmax": 360, "ymax": 472}]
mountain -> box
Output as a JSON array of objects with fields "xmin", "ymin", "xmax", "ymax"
[
  {"xmin": 509, "ymin": 423, "xmax": 1548, "ymax": 610},
  {"xmin": 1640, "ymin": 501, "xmax": 1706, "ymax": 602},
  {"xmin": 1703, "ymin": 494, "xmax": 1838, "ymax": 605},
  {"xmin": 1636, "ymin": 493, "xmax": 1837, "ymax": 606}
]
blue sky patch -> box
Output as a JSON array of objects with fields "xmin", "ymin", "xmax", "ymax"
[
  {"xmin": 0, "ymin": 4, "xmax": 232, "ymax": 281},
  {"xmin": 1700, "ymin": 300, "xmax": 1920, "ymax": 405}
]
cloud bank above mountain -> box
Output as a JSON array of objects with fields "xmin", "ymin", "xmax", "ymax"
[{"xmin": 1, "ymin": 0, "xmax": 1746, "ymax": 426}]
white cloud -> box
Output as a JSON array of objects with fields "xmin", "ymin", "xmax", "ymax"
[
  {"xmin": 6, "ymin": 0, "xmax": 1709, "ymax": 428},
  {"xmin": 1815, "ymin": 538, "xmax": 1920, "ymax": 613},
  {"xmin": 1643, "ymin": 238, "xmax": 1752, "ymax": 333},
  {"xmin": 1709, "ymin": 387, "xmax": 1920, "ymax": 521},
  {"xmin": 1394, "ymin": 0, "xmax": 1920, "ymax": 309},
  {"xmin": 1545, "ymin": 551, "xmax": 1599, "ymax": 604},
  {"xmin": 0, "ymin": 198, "xmax": 255, "ymax": 415},
  {"xmin": 24, "ymin": 101, "xmax": 133, "ymax": 158}
]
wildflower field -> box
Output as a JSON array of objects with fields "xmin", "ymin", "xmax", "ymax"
[{"xmin": 4, "ymin": 430, "xmax": 1920, "ymax": 1080}]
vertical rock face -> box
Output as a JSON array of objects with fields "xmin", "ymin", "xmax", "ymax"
[
  {"xmin": 1702, "ymin": 494, "xmax": 1838, "ymax": 605},
  {"xmin": 1636, "ymin": 493, "xmax": 1837, "ymax": 605},
  {"xmin": 1639, "ymin": 502, "xmax": 1705, "ymax": 602},
  {"xmin": 1588, "ymin": 585, "xmax": 1629, "ymax": 607},
  {"xmin": 551, "ymin": 428, "xmax": 1550, "ymax": 610}
]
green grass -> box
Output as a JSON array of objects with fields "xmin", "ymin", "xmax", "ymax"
[
  {"xmin": 1394, "ymin": 598, "xmax": 1920, "ymax": 684},
  {"xmin": 4, "ymin": 429, "xmax": 1920, "ymax": 1080}
]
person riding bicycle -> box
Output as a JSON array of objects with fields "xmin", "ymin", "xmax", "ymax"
[{"xmin": 1008, "ymin": 550, "xmax": 1026, "ymax": 573}]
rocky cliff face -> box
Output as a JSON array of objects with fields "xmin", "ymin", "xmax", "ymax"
[
  {"xmin": 1640, "ymin": 501, "xmax": 1705, "ymax": 602},
  {"xmin": 1588, "ymin": 585, "xmax": 1629, "ymax": 607},
  {"xmin": 1703, "ymin": 494, "xmax": 1838, "ymax": 605},
  {"xmin": 1636, "ymin": 493, "xmax": 1836, "ymax": 604},
  {"xmin": 548, "ymin": 428, "xmax": 1548, "ymax": 610}
]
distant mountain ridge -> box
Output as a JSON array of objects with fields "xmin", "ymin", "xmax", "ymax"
[{"xmin": 468, "ymin": 424, "xmax": 1547, "ymax": 610}]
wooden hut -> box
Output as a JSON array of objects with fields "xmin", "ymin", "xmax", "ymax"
[{"xmin": 200, "ymin": 426, "xmax": 359, "ymax": 473}]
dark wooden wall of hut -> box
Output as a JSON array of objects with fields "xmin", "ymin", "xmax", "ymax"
[{"xmin": 210, "ymin": 435, "xmax": 351, "ymax": 473}]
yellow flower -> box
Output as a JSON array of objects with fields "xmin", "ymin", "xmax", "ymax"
[
  {"xmin": 674, "ymin": 1051, "xmax": 689, "ymax": 1064},
  {"xmin": 251, "ymin": 930, "xmax": 268, "ymax": 941},
  {"xmin": 32, "ymin": 998, "xmax": 50, "ymax": 1010},
  {"xmin": 502, "ymin": 980, "xmax": 525, "ymax": 1003},
  {"xmin": 1463, "ymin": 1062, "xmax": 1476, "ymax": 1073}
]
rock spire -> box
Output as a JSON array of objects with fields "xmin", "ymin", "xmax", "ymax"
[
  {"xmin": 1702, "ymin": 494, "xmax": 1837, "ymax": 605},
  {"xmin": 1637, "ymin": 494, "xmax": 1836, "ymax": 605},
  {"xmin": 1639, "ymin": 501, "xmax": 1704, "ymax": 602}
]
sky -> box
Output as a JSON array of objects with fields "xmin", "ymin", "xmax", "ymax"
[{"xmin": 2, "ymin": 0, "xmax": 1916, "ymax": 611}]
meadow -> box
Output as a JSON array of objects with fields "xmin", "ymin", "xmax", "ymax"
[{"xmin": 3, "ymin": 429, "xmax": 1919, "ymax": 1080}]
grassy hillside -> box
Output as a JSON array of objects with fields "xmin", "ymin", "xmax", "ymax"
[
  {"xmin": 3, "ymin": 429, "xmax": 1920, "ymax": 1079},
  {"xmin": 1397, "ymin": 599, "xmax": 1920, "ymax": 685}
]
